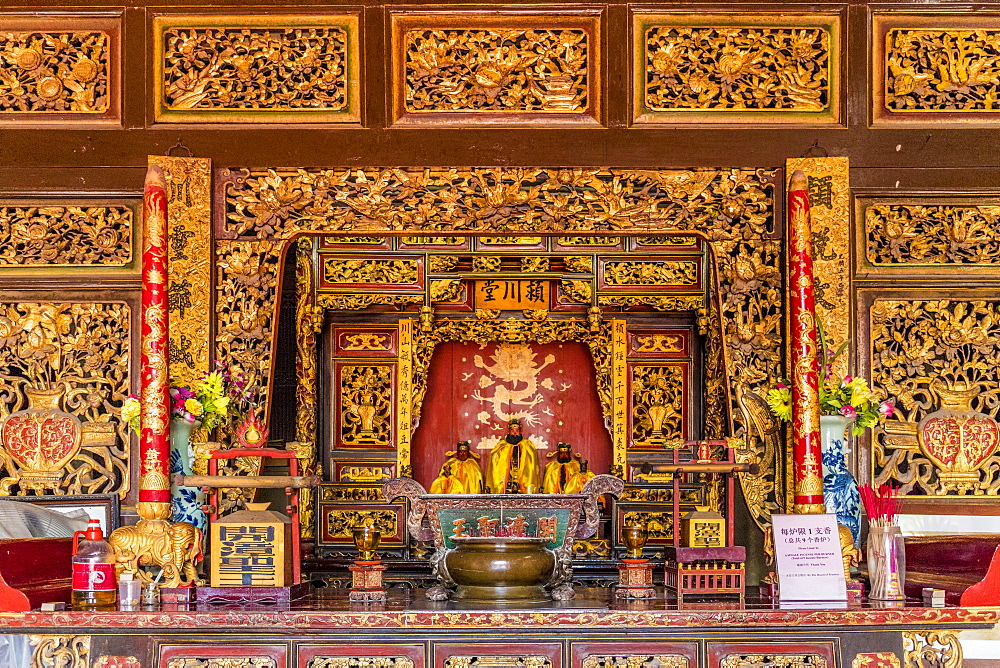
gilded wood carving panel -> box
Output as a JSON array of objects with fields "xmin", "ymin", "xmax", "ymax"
[
  {"xmin": 860, "ymin": 198, "xmax": 1000, "ymax": 273},
  {"xmin": 391, "ymin": 12, "xmax": 600, "ymax": 126},
  {"xmin": 634, "ymin": 13, "xmax": 841, "ymax": 125},
  {"xmin": 874, "ymin": 14, "xmax": 1000, "ymax": 124},
  {"xmin": 153, "ymin": 14, "xmax": 359, "ymax": 123},
  {"xmin": 0, "ymin": 15, "xmax": 118, "ymax": 124},
  {"xmin": 870, "ymin": 298, "xmax": 1000, "ymax": 496},
  {"xmin": 630, "ymin": 364, "xmax": 685, "ymax": 448},
  {"xmin": 0, "ymin": 302, "xmax": 130, "ymax": 497},
  {"xmin": 0, "ymin": 203, "xmax": 135, "ymax": 269},
  {"xmin": 29, "ymin": 634, "xmax": 90, "ymax": 668}
]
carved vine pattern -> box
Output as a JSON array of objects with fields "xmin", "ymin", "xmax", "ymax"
[
  {"xmin": 161, "ymin": 26, "xmax": 348, "ymax": 111},
  {"xmin": 604, "ymin": 261, "xmax": 699, "ymax": 286},
  {"xmin": 902, "ymin": 630, "xmax": 962, "ymax": 668},
  {"xmin": 0, "ymin": 302, "xmax": 130, "ymax": 496},
  {"xmin": 871, "ymin": 299, "xmax": 1000, "ymax": 495},
  {"xmin": 886, "ymin": 29, "xmax": 1000, "ymax": 111},
  {"xmin": 404, "ymin": 28, "xmax": 588, "ymax": 112},
  {"xmin": 295, "ymin": 239, "xmax": 319, "ymax": 539},
  {"xmin": 323, "ymin": 258, "xmax": 419, "ymax": 285},
  {"xmin": 865, "ymin": 203, "xmax": 1000, "ymax": 265},
  {"xmin": 165, "ymin": 659, "xmax": 277, "ymax": 668},
  {"xmin": 580, "ymin": 656, "xmax": 688, "ymax": 668},
  {"xmin": 327, "ymin": 509, "xmax": 397, "ymax": 537},
  {"xmin": 645, "ymin": 26, "xmax": 829, "ymax": 111},
  {"xmin": 719, "ymin": 656, "xmax": 826, "ymax": 668},
  {"xmin": 29, "ymin": 634, "xmax": 90, "ymax": 668},
  {"xmin": 0, "ymin": 206, "xmax": 132, "ymax": 266},
  {"xmin": 221, "ymin": 168, "xmax": 774, "ymax": 238},
  {"xmin": 0, "ymin": 31, "xmax": 109, "ymax": 112},
  {"xmin": 308, "ymin": 659, "xmax": 414, "ymax": 668}
]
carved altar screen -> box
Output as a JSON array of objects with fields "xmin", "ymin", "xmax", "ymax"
[{"xmin": 411, "ymin": 340, "xmax": 612, "ymax": 488}]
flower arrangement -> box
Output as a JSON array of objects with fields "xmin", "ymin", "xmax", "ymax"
[
  {"xmin": 120, "ymin": 362, "xmax": 254, "ymax": 434},
  {"xmin": 766, "ymin": 324, "xmax": 896, "ymax": 436}
]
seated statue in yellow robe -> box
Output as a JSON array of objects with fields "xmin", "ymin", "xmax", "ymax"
[
  {"xmin": 485, "ymin": 418, "xmax": 541, "ymax": 494},
  {"xmin": 542, "ymin": 442, "xmax": 581, "ymax": 494},
  {"xmin": 429, "ymin": 441, "xmax": 483, "ymax": 494},
  {"xmin": 563, "ymin": 459, "xmax": 596, "ymax": 494}
]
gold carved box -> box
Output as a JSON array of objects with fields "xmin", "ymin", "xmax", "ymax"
[
  {"xmin": 210, "ymin": 502, "xmax": 292, "ymax": 587},
  {"xmin": 680, "ymin": 506, "xmax": 725, "ymax": 548}
]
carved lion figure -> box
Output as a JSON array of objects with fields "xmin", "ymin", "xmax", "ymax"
[{"xmin": 109, "ymin": 520, "xmax": 203, "ymax": 588}]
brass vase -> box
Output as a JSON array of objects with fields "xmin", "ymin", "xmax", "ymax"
[
  {"xmin": 352, "ymin": 524, "xmax": 382, "ymax": 562},
  {"xmin": 445, "ymin": 536, "xmax": 556, "ymax": 602},
  {"xmin": 621, "ymin": 522, "xmax": 648, "ymax": 559}
]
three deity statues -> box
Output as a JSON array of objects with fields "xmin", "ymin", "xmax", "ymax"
[{"xmin": 429, "ymin": 417, "xmax": 595, "ymax": 495}]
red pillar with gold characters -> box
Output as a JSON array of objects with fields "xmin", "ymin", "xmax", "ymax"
[
  {"xmin": 137, "ymin": 164, "xmax": 172, "ymax": 518},
  {"xmin": 787, "ymin": 170, "xmax": 826, "ymax": 514},
  {"xmin": 108, "ymin": 164, "xmax": 202, "ymax": 590}
]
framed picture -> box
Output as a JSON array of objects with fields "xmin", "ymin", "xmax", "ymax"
[{"xmin": 5, "ymin": 494, "xmax": 120, "ymax": 534}]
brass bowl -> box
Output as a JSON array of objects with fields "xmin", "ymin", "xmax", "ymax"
[
  {"xmin": 621, "ymin": 522, "xmax": 648, "ymax": 559},
  {"xmin": 352, "ymin": 525, "xmax": 382, "ymax": 561},
  {"xmin": 445, "ymin": 536, "xmax": 555, "ymax": 602}
]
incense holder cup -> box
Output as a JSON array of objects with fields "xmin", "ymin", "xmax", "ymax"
[{"xmin": 867, "ymin": 525, "xmax": 905, "ymax": 600}]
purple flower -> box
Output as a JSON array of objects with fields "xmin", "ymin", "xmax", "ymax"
[
  {"xmin": 173, "ymin": 386, "xmax": 195, "ymax": 401},
  {"xmin": 840, "ymin": 405, "xmax": 857, "ymax": 418}
]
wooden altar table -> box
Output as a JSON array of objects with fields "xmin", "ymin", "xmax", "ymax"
[{"xmin": 1, "ymin": 589, "xmax": 996, "ymax": 667}]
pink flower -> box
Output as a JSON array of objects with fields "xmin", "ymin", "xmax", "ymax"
[
  {"xmin": 879, "ymin": 399, "xmax": 896, "ymax": 418},
  {"xmin": 776, "ymin": 382, "xmax": 787, "ymax": 389},
  {"xmin": 184, "ymin": 413, "xmax": 197, "ymax": 423},
  {"xmin": 839, "ymin": 405, "xmax": 857, "ymax": 418}
]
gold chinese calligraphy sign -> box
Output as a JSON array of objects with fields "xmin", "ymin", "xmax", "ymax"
[
  {"xmin": 391, "ymin": 12, "xmax": 600, "ymax": 126},
  {"xmin": 634, "ymin": 13, "xmax": 841, "ymax": 125},
  {"xmin": 153, "ymin": 14, "xmax": 360, "ymax": 124}
]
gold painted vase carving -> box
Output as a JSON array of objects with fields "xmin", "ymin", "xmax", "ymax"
[
  {"xmin": 917, "ymin": 380, "xmax": 1000, "ymax": 494},
  {"xmin": 0, "ymin": 386, "xmax": 82, "ymax": 494}
]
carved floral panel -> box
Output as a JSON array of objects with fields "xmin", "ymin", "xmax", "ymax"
[
  {"xmin": 630, "ymin": 364, "xmax": 685, "ymax": 447},
  {"xmin": 220, "ymin": 167, "xmax": 774, "ymax": 239},
  {"xmin": 392, "ymin": 13, "xmax": 600, "ymax": 125},
  {"xmin": 0, "ymin": 302, "xmax": 130, "ymax": 497},
  {"xmin": 0, "ymin": 21, "xmax": 113, "ymax": 118},
  {"xmin": 870, "ymin": 299, "xmax": 1000, "ymax": 496},
  {"xmin": 154, "ymin": 15, "xmax": 359, "ymax": 123},
  {"xmin": 862, "ymin": 200, "xmax": 1000, "ymax": 271},
  {"xmin": 634, "ymin": 14, "xmax": 841, "ymax": 124},
  {"xmin": 0, "ymin": 204, "xmax": 134, "ymax": 268}
]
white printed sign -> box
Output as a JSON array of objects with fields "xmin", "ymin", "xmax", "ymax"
[{"xmin": 772, "ymin": 513, "xmax": 848, "ymax": 602}]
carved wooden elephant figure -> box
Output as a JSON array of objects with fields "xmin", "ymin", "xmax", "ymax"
[{"xmin": 109, "ymin": 520, "xmax": 203, "ymax": 588}]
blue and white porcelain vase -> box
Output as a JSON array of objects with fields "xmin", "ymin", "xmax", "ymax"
[
  {"xmin": 820, "ymin": 414, "xmax": 862, "ymax": 547},
  {"xmin": 169, "ymin": 416, "xmax": 206, "ymax": 531}
]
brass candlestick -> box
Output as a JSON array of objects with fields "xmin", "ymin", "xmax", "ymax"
[
  {"xmin": 352, "ymin": 524, "xmax": 382, "ymax": 562},
  {"xmin": 621, "ymin": 522, "xmax": 649, "ymax": 560}
]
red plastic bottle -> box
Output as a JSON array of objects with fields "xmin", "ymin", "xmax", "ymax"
[{"xmin": 71, "ymin": 519, "xmax": 117, "ymax": 609}]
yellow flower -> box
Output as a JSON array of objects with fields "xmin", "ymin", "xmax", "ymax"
[{"xmin": 184, "ymin": 398, "xmax": 205, "ymax": 416}]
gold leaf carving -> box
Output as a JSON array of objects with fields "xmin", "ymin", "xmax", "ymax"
[
  {"xmin": 309, "ymin": 659, "xmax": 414, "ymax": 668},
  {"xmin": 317, "ymin": 294, "xmax": 423, "ymax": 311},
  {"xmin": 644, "ymin": 25, "xmax": 830, "ymax": 112},
  {"xmin": 430, "ymin": 278, "xmax": 465, "ymax": 303},
  {"xmin": 903, "ymin": 630, "xmax": 962, "ymax": 668},
  {"xmin": 886, "ymin": 29, "xmax": 1000, "ymax": 112},
  {"xmin": 582, "ymin": 656, "xmax": 688, "ymax": 668},
  {"xmin": 599, "ymin": 296, "xmax": 705, "ymax": 311},
  {"xmin": 29, "ymin": 634, "xmax": 90, "ymax": 668},
  {"xmin": 295, "ymin": 239, "xmax": 319, "ymax": 539},
  {"xmin": 560, "ymin": 280, "xmax": 592, "ymax": 304},
  {"xmin": 221, "ymin": 167, "xmax": 774, "ymax": 238},
  {"xmin": 166, "ymin": 659, "xmax": 277, "ymax": 668},
  {"xmin": 563, "ymin": 256, "xmax": 593, "ymax": 273},
  {"xmin": 871, "ymin": 299, "xmax": 1000, "ymax": 496},
  {"xmin": 161, "ymin": 24, "xmax": 349, "ymax": 112},
  {"xmin": 720, "ymin": 656, "xmax": 826, "ymax": 668},
  {"xmin": 0, "ymin": 31, "xmax": 109, "ymax": 113},
  {"xmin": 429, "ymin": 255, "xmax": 460, "ymax": 272},
  {"xmin": 326, "ymin": 509, "xmax": 397, "ymax": 537},
  {"xmin": 0, "ymin": 302, "xmax": 130, "ymax": 497},
  {"xmin": 404, "ymin": 28, "xmax": 588, "ymax": 112},
  {"xmin": 866, "ymin": 203, "xmax": 1000, "ymax": 265},
  {"xmin": 340, "ymin": 366, "xmax": 392, "ymax": 446},
  {"xmin": 631, "ymin": 365, "xmax": 685, "ymax": 446},
  {"xmin": 604, "ymin": 261, "xmax": 699, "ymax": 286},
  {"xmin": 323, "ymin": 258, "xmax": 419, "ymax": 285},
  {"xmin": 0, "ymin": 206, "xmax": 132, "ymax": 266},
  {"xmin": 445, "ymin": 658, "xmax": 551, "ymax": 668},
  {"xmin": 522, "ymin": 256, "xmax": 549, "ymax": 272}
]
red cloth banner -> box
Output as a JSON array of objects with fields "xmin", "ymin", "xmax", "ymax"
[{"xmin": 412, "ymin": 341, "xmax": 612, "ymax": 489}]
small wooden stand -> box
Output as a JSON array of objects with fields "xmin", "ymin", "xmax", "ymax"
[
  {"xmin": 350, "ymin": 561, "xmax": 387, "ymax": 602},
  {"xmin": 615, "ymin": 558, "xmax": 656, "ymax": 599},
  {"xmin": 664, "ymin": 546, "xmax": 746, "ymax": 601}
]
